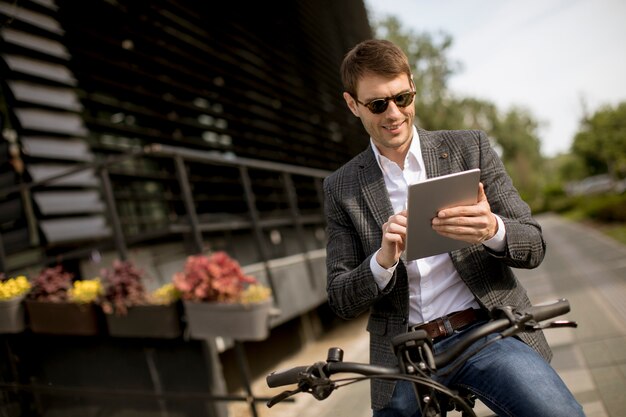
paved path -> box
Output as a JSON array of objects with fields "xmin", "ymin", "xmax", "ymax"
[
  {"xmin": 234, "ymin": 214, "xmax": 626, "ymax": 417},
  {"xmin": 517, "ymin": 214, "xmax": 626, "ymax": 417}
]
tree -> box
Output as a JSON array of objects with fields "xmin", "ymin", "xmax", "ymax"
[
  {"xmin": 572, "ymin": 102, "xmax": 626, "ymax": 179},
  {"xmin": 372, "ymin": 16, "xmax": 546, "ymax": 207},
  {"xmin": 491, "ymin": 107, "xmax": 544, "ymax": 202}
]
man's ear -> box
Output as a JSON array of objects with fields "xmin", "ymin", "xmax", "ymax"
[{"xmin": 343, "ymin": 92, "xmax": 360, "ymax": 117}]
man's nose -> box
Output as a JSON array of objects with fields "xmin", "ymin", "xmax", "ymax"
[{"xmin": 384, "ymin": 100, "xmax": 404, "ymax": 116}]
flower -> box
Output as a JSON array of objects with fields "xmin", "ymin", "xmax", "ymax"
[
  {"xmin": 26, "ymin": 266, "xmax": 103, "ymax": 305},
  {"xmin": 150, "ymin": 283, "xmax": 180, "ymax": 305},
  {"xmin": 27, "ymin": 266, "xmax": 73, "ymax": 302},
  {"xmin": 240, "ymin": 283, "xmax": 272, "ymax": 304},
  {"xmin": 173, "ymin": 251, "xmax": 270, "ymax": 303},
  {"xmin": 68, "ymin": 279, "xmax": 103, "ymax": 304},
  {"xmin": 0, "ymin": 275, "xmax": 31, "ymax": 300},
  {"xmin": 100, "ymin": 260, "xmax": 148, "ymax": 316}
]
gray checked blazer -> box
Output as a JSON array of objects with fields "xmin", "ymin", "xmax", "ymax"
[{"xmin": 323, "ymin": 128, "xmax": 550, "ymax": 410}]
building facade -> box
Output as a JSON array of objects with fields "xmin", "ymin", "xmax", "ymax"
[{"xmin": 0, "ymin": 1, "xmax": 372, "ymax": 415}]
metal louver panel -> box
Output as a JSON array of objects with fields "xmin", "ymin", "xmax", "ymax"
[
  {"xmin": 22, "ymin": 136, "xmax": 93, "ymax": 161},
  {"xmin": 7, "ymin": 80, "xmax": 82, "ymax": 111},
  {"xmin": 0, "ymin": 0, "xmax": 109, "ymax": 255},
  {"xmin": 33, "ymin": 190, "xmax": 105, "ymax": 215},
  {"xmin": 0, "ymin": 2, "xmax": 63, "ymax": 34},
  {"xmin": 2, "ymin": 55, "xmax": 77, "ymax": 85},
  {"xmin": 27, "ymin": 164, "xmax": 98, "ymax": 187},
  {"xmin": 1, "ymin": 27, "xmax": 71, "ymax": 59},
  {"xmin": 39, "ymin": 216, "xmax": 111, "ymax": 243},
  {"xmin": 14, "ymin": 108, "xmax": 87, "ymax": 135}
]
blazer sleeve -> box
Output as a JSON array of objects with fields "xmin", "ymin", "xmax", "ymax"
[
  {"xmin": 322, "ymin": 171, "xmax": 395, "ymax": 320},
  {"xmin": 476, "ymin": 131, "xmax": 546, "ymax": 268}
]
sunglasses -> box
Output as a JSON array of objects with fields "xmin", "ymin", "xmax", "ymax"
[{"xmin": 353, "ymin": 91, "xmax": 416, "ymax": 114}]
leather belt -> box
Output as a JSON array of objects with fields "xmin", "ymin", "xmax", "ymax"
[{"xmin": 410, "ymin": 308, "xmax": 486, "ymax": 341}]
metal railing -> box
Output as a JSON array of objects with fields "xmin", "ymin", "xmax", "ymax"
[{"xmin": 0, "ymin": 143, "xmax": 332, "ymax": 305}]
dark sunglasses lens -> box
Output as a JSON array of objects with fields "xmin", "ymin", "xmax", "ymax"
[
  {"xmin": 395, "ymin": 93, "xmax": 414, "ymax": 107},
  {"xmin": 368, "ymin": 99, "xmax": 388, "ymax": 114}
]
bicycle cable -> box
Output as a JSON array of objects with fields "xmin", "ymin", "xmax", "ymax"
[
  {"xmin": 436, "ymin": 335, "xmax": 503, "ymax": 378},
  {"xmin": 330, "ymin": 374, "xmax": 477, "ymax": 416}
]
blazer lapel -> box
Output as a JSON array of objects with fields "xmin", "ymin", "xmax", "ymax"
[
  {"xmin": 356, "ymin": 129, "xmax": 450, "ymax": 229},
  {"xmin": 357, "ymin": 148, "xmax": 393, "ymax": 230},
  {"xmin": 417, "ymin": 128, "xmax": 451, "ymax": 178}
]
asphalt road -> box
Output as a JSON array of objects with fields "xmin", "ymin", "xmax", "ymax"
[{"xmin": 234, "ymin": 214, "xmax": 626, "ymax": 417}]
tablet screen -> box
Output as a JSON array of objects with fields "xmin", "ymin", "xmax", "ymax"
[{"xmin": 405, "ymin": 168, "xmax": 481, "ymax": 260}]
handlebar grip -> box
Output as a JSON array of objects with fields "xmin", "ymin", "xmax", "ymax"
[
  {"xmin": 527, "ymin": 299, "xmax": 570, "ymax": 322},
  {"xmin": 266, "ymin": 366, "xmax": 309, "ymax": 388}
]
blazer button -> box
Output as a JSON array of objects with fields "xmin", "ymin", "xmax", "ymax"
[{"xmin": 440, "ymin": 152, "xmax": 449, "ymax": 159}]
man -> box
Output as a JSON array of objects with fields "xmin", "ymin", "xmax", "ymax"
[{"xmin": 323, "ymin": 39, "xmax": 584, "ymax": 417}]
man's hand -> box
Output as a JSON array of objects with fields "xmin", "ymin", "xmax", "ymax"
[
  {"xmin": 377, "ymin": 210, "xmax": 407, "ymax": 269},
  {"xmin": 431, "ymin": 183, "xmax": 498, "ymax": 244}
]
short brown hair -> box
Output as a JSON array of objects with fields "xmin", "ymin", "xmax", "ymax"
[{"xmin": 340, "ymin": 39, "xmax": 412, "ymax": 95}]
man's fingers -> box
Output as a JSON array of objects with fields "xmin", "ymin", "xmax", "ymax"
[{"xmin": 477, "ymin": 182, "xmax": 487, "ymax": 201}]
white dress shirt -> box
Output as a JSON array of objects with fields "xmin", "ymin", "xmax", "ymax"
[{"xmin": 369, "ymin": 127, "xmax": 506, "ymax": 325}]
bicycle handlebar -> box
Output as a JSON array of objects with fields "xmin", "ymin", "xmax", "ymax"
[
  {"xmin": 266, "ymin": 299, "xmax": 571, "ymax": 389},
  {"xmin": 266, "ymin": 366, "xmax": 309, "ymax": 388},
  {"xmin": 266, "ymin": 362, "xmax": 399, "ymax": 388},
  {"xmin": 434, "ymin": 299, "xmax": 570, "ymax": 368},
  {"xmin": 527, "ymin": 299, "xmax": 570, "ymax": 322}
]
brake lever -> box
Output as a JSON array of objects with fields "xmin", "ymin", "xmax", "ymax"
[
  {"xmin": 267, "ymin": 387, "xmax": 303, "ymax": 408},
  {"xmin": 490, "ymin": 305, "xmax": 518, "ymax": 323},
  {"xmin": 529, "ymin": 320, "xmax": 578, "ymax": 330},
  {"xmin": 306, "ymin": 362, "xmax": 336, "ymax": 400}
]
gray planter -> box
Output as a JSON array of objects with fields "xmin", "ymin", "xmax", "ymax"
[
  {"xmin": 183, "ymin": 299, "xmax": 272, "ymax": 341},
  {"xmin": 0, "ymin": 295, "xmax": 26, "ymax": 333}
]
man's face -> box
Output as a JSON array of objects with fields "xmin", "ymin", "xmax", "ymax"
[{"xmin": 343, "ymin": 73, "xmax": 415, "ymax": 156}]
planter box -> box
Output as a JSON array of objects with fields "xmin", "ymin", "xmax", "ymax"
[
  {"xmin": 105, "ymin": 303, "xmax": 182, "ymax": 339},
  {"xmin": 183, "ymin": 299, "xmax": 272, "ymax": 341},
  {"xmin": 0, "ymin": 295, "xmax": 27, "ymax": 333},
  {"xmin": 25, "ymin": 300, "xmax": 102, "ymax": 336}
]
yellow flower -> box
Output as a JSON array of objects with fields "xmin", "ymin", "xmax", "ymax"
[
  {"xmin": 0, "ymin": 276, "xmax": 31, "ymax": 300},
  {"xmin": 239, "ymin": 284, "xmax": 272, "ymax": 304},
  {"xmin": 150, "ymin": 283, "xmax": 180, "ymax": 305},
  {"xmin": 68, "ymin": 279, "xmax": 103, "ymax": 304}
]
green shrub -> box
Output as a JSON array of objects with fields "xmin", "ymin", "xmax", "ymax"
[{"xmin": 582, "ymin": 194, "xmax": 626, "ymax": 222}]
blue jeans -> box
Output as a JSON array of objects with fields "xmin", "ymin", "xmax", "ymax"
[{"xmin": 373, "ymin": 322, "xmax": 585, "ymax": 417}]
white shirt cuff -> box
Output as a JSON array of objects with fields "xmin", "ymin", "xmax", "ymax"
[
  {"xmin": 370, "ymin": 249, "xmax": 397, "ymax": 290},
  {"xmin": 482, "ymin": 214, "xmax": 506, "ymax": 252}
]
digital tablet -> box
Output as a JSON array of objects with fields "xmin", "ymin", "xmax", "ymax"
[{"xmin": 405, "ymin": 168, "xmax": 481, "ymax": 261}]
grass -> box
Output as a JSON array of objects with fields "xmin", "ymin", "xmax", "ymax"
[{"xmin": 596, "ymin": 223, "xmax": 626, "ymax": 246}]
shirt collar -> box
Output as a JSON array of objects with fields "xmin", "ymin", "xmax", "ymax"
[{"xmin": 370, "ymin": 125, "xmax": 421, "ymax": 172}]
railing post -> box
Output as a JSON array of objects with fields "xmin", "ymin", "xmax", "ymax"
[
  {"xmin": 239, "ymin": 166, "xmax": 279, "ymax": 304},
  {"xmin": 174, "ymin": 154, "xmax": 204, "ymax": 254},
  {"xmin": 99, "ymin": 167, "xmax": 128, "ymax": 261},
  {"xmin": 0, "ymin": 232, "xmax": 6, "ymax": 273},
  {"xmin": 282, "ymin": 172, "xmax": 317, "ymax": 289}
]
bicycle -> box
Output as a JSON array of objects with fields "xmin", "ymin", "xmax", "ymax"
[{"xmin": 265, "ymin": 298, "xmax": 577, "ymax": 417}]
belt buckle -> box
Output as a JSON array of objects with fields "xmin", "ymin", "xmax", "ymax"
[
  {"xmin": 429, "ymin": 315, "xmax": 453, "ymax": 340},
  {"xmin": 413, "ymin": 315, "xmax": 453, "ymax": 340},
  {"xmin": 441, "ymin": 315, "xmax": 454, "ymax": 336}
]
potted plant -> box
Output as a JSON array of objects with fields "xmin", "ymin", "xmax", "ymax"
[
  {"xmin": 25, "ymin": 266, "xmax": 104, "ymax": 335},
  {"xmin": 0, "ymin": 274, "xmax": 31, "ymax": 333},
  {"xmin": 173, "ymin": 251, "xmax": 273, "ymax": 341},
  {"xmin": 101, "ymin": 260, "xmax": 182, "ymax": 338}
]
